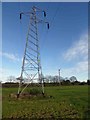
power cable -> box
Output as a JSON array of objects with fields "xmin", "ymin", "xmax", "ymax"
[{"xmin": 50, "ymin": 4, "xmax": 60, "ymax": 28}]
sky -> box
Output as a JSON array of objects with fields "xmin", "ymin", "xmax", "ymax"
[
  {"xmin": 1, "ymin": 0, "xmax": 89, "ymax": 2},
  {"xmin": 1, "ymin": 2, "xmax": 88, "ymax": 82}
]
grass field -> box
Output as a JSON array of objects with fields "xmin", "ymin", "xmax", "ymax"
[{"xmin": 2, "ymin": 85, "xmax": 89, "ymax": 119}]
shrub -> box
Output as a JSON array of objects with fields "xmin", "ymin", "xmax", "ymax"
[{"xmin": 27, "ymin": 88, "xmax": 42, "ymax": 95}]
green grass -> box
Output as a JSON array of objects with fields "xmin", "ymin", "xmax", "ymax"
[
  {"xmin": 0, "ymin": 86, "xmax": 2, "ymax": 120},
  {"xmin": 2, "ymin": 85, "xmax": 88, "ymax": 119}
]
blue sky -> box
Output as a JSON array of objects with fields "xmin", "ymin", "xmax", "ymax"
[{"xmin": 1, "ymin": 2, "xmax": 88, "ymax": 82}]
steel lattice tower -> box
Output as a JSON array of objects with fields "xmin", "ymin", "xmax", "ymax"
[{"xmin": 17, "ymin": 6, "xmax": 49, "ymax": 97}]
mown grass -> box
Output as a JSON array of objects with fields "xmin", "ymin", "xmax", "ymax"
[{"xmin": 2, "ymin": 85, "xmax": 89, "ymax": 119}]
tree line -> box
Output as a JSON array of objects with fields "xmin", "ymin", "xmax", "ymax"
[{"xmin": 1, "ymin": 75, "xmax": 90, "ymax": 87}]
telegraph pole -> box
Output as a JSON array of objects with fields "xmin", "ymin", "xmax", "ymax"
[{"xmin": 17, "ymin": 6, "xmax": 49, "ymax": 97}]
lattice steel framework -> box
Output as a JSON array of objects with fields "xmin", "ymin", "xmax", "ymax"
[{"xmin": 17, "ymin": 6, "xmax": 49, "ymax": 97}]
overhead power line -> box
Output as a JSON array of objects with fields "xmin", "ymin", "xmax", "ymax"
[{"xmin": 50, "ymin": 5, "xmax": 60, "ymax": 28}]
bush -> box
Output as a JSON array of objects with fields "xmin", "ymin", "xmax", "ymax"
[{"xmin": 27, "ymin": 88, "xmax": 42, "ymax": 95}]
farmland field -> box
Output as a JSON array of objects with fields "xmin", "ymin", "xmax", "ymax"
[{"xmin": 2, "ymin": 85, "xmax": 89, "ymax": 119}]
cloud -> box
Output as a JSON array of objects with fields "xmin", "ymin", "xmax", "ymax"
[
  {"xmin": 62, "ymin": 60, "xmax": 88, "ymax": 80},
  {"xmin": 62, "ymin": 61, "xmax": 88, "ymax": 74},
  {"xmin": 0, "ymin": 68, "xmax": 9, "ymax": 82},
  {"xmin": 62, "ymin": 33, "xmax": 88, "ymax": 81},
  {"xmin": 64, "ymin": 33, "xmax": 88, "ymax": 61},
  {"xmin": 0, "ymin": 68, "xmax": 20, "ymax": 83},
  {"xmin": 0, "ymin": 52, "xmax": 20, "ymax": 62}
]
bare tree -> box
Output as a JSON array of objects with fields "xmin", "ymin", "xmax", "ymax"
[{"xmin": 8, "ymin": 76, "xmax": 16, "ymax": 83}]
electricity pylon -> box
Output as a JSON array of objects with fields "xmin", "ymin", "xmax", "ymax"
[{"xmin": 17, "ymin": 6, "xmax": 49, "ymax": 97}]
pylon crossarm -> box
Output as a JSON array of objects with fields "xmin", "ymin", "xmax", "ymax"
[{"xmin": 20, "ymin": 12, "xmax": 34, "ymax": 19}]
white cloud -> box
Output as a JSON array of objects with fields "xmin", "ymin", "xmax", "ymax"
[
  {"xmin": 62, "ymin": 33, "xmax": 88, "ymax": 81},
  {"xmin": 0, "ymin": 68, "xmax": 20, "ymax": 83},
  {"xmin": 62, "ymin": 60, "xmax": 88, "ymax": 81},
  {"xmin": 0, "ymin": 68, "xmax": 8, "ymax": 82},
  {"xmin": 64, "ymin": 33, "xmax": 88, "ymax": 61},
  {"xmin": 62, "ymin": 61, "xmax": 88, "ymax": 74},
  {"xmin": 0, "ymin": 52, "xmax": 20, "ymax": 62}
]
